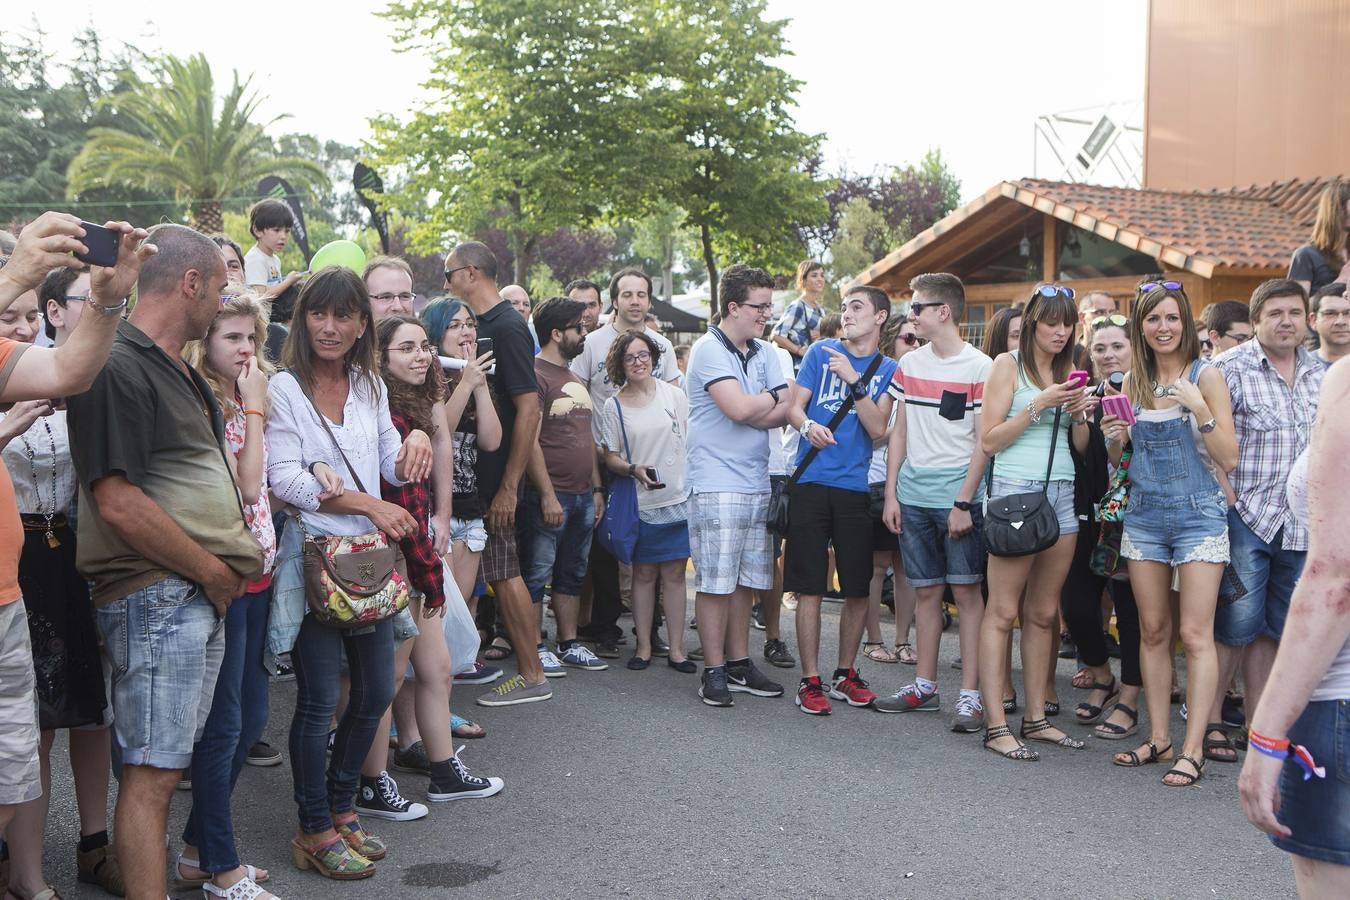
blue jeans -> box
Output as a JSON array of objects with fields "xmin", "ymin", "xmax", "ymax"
[
  {"xmin": 97, "ymin": 577, "xmax": 224, "ymax": 770},
  {"xmin": 519, "ymin": 489, "xmax": 595, "ymax": 603},
  {"xmin": 288, "ymin": 615, "xmax": 395, "ymax": 834},
  {"xmin": 181, "ymin": 589, "xmax": 270, "ymax": 872},
  {"xmin": 1213, "ymin": 510, "xmax": 1305, "ymax": 646},
  {"xmin": 898, "ymin": 504, "xmax": 985, "ymax": 588}
]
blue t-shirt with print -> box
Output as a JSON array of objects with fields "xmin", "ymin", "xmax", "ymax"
[{"xmin": 793, "ymin": 339, "xmax": 899, "ymax": 492}]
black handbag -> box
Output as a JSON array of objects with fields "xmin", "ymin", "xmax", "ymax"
[
  {"xmin": 984, "ymin": 405, "xmax": 1064, "ymax": 558},
  {"xmin": 768, "ymin": 354, "xmax": 884, "ymax": 538}
]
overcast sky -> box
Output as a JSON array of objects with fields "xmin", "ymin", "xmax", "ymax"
[{"xmin": 9, "ymin": 0, "xmax": 1146, "ymax": 202}]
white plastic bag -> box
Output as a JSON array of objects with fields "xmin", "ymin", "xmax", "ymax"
[{"xmin": 441, "ymin": 561, "xmax": 481, "ymax": 675}]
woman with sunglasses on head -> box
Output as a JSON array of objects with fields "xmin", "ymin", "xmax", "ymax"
[
  {"xmin": 1084, "ymin": 314, "xmax": 1146, "ymax": 742},
  {"xmin": 1101, "ymin": 280, "xmax": 1237, "ymax": 786},
  {"xmin": 863, "ymin": 316, "xmax": 922, "ymax": 666},
  {"xmin": 598, "ymin": 330, "xmax": 693, "ymax": 671},
  {"xmin": 266, "ymin": 267, "xmax": 433, "ymax": 880},
  {"xmin": 978, "ymin": 284, "xmax": 1099, "ymax": 760},
  {"xmin": 372, "ymin": 315, "xmax": 502, "ymax": 806}
]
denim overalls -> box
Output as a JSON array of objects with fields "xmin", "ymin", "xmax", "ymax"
[{"xmin": 1120, "ymin": 360, "xmax": 1230, "ymax": 566}]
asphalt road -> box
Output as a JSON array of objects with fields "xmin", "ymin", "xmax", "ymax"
[{"xmin": 40, "ymin": 604, "xmax": 1294, "ymax": 899}]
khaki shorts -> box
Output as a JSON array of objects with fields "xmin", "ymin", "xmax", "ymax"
[
  {"xmin": 481, "ymin": 522, "xmax": 521, "ymax": 584},
  {"xmin": 0, "ymin": 598, "xmax": 41, "ymax": 805}
]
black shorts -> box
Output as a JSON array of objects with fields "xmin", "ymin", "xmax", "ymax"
[{"xmin": 783, "ymin": 482, "xmax": 872, "ymax": 598}]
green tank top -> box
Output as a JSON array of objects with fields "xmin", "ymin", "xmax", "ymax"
[{"xmin": 997, "ymin": 351, "xmax": 1075, "ymax": 482}]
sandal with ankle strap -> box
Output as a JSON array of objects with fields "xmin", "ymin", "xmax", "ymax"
[
  {"xmin": 1075, "ymin": 677, "xmax": 1120, "ymax": 725},
  {"xmin": 1203, "ymin": 723, "xmax": 1238, "ymax": 762},
  {"xmin": 895, "ymin": 642, "xmax": 917, "ymax": 665},
  {"xmin": 1021, "ymin": 717, "xmax": 1085, "ymax": 749},
  {"xmin": 1113, "ymin": 740, "xmax": 1173, "ymax": 768},
  {"xmin": 983, "ymin": 724, "xmax": 1040, "ymax": 761},
  {"xmin": 1093, "ymin": 703, "xmax": 1138, "ymax": 740},
  {"xmin": 1163, "ymin": 753, "xmax": 1205, "ymax": 786},
  {"xmin": 202, "ymin": 875, "xmax": 273, "ymax": 900},
  {"xmin": 178, "ymin": 856, "xmax": 269, "ymax": 890}
]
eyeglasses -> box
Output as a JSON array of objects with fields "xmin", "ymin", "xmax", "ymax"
[
  {"xmin": 1090, "ymin": 314, "xmax": 1128, "ymax": 329},
  {"xmin": 1033, "ymin": 285, "xmax": 1076, "ymax": 301},
  {"xmin": 565, "ymin": 322, "xmax": 587, "ymax": 334},
  {"xmin": 1221, "ymin": 330, "xmax": 1253, "ymax": 343},
  {"xmin": 389, "ymin": 341, "xmax": 433, "ymax": 355},
  {"xmin": 371, "ymin": 292, "xmax": 415, "ymax": 304},
  {"xmin": 623, "ymin": 351, "xmax": 652, "ymax": 365},
  {"xmin": 1139, "ymin": 280, "xmax": 1183, "ymax": 294},
  {"xmin": 61, "ymin": 294, "xmax": 90, "ymax": 304},
  {"xmin": 735, "ymin": 301, "xmax": 773, "ymax": 314},
  {"xmin": 445, "ymin": 319, "xmax": 475, "ymax": 331},
  {"xmin": 444, "ymin": 265, "xmax": 474, "ymax": 281},
  {"xmin": 908, "ymin": 301, "xmax": 946, "ymax": 316}
]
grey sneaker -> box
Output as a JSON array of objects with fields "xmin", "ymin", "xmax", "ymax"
[
  {"xmin": 392, "ymin": 739, "xmax": 431, "ymax": 775},
  {"xmin": 699, "ymin": 667, "xmax": 733, "ymax": 707},
  {"xmin": 558, "ymin": 643, "xmax": 608, "ymax": 671},
  {"xmin": 476, "ymin": 673, "xmax": 553, "ymax": 707},
  {"xmin": 950, "ymin": 694, "xmax": 985, "ymax": 733},
  {"xmin": 538, "ymin": 645, "xmax": 567, "ymax": 678},
  {"xmin": 874, "ymin": 684, "xmax": 940, "ymax": 713},
  {"xmin": 763, "ymin": 638, "xmax": 796, "ymax": 669}
]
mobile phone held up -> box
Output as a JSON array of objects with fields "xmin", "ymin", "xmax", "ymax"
[
  {"xmin": 74, "ymin": 221, "xmax": 118, "ymax": 268},
  {"xmin": 1067, "ymin": 370, "xmax": 1091, "ymax": 389},
  {"xmin": 1100, "ymin": 393, "xmax": 1137, "ymax": 426},
  {"xmin": 476, "ymin": 337, "xmax": 494, "ymax": 357}
]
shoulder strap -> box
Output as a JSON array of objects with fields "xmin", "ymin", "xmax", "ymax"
[
  {"xmin": 290, "ymin": 371, "xmax": 368, "ymax": 494},
  {"xmin": 786, "ymin": 352, "xmax": 886, "ymax": 488},
  {"xmin": 985, "ymin": 399, "xmax": 1065, "ymax": 497},
  {"xmin": 614, "ymin": 398, "xmax": 633, "ymax": 465}
]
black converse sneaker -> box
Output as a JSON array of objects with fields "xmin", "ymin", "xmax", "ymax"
[
  {"xmin": 355, "ymin": 770, "xmax": 429, "ymax": 821},
  {"xmin": 428, "ymin": 749, "xmax": 505, "ymax": 801}
]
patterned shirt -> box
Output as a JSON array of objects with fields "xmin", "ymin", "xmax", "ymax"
[
  {"xmin": 1214, "ymin": 340, "xmax": 1326, "ymax": 550},
  {"xmin": 380, "ymin": 411, "xmax": 445, "ymax": 609},
  {"xmin": 772, "ymin": 298, "xmax": 823, "ymax": 356}
]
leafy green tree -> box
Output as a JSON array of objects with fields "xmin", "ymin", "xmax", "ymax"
[
  {"xmin": 373, "ymin": 0, "xmax": 687, "ymax": 283},
  {"xmin": 67, "ymin": 53, "xmax": 328, "ymax": 233},
  {"xmin": 655, "ymin": 0, "xmax": 825, "ymax": 308}
]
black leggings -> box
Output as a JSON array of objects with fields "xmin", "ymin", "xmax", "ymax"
[
  {"xmin": 1108, "ymin": 579, "xmax": 1141, "ymax": 688},
  {"xmin": 1060, "ymin": 526, "xmax": 1110, "ymax": 667}
]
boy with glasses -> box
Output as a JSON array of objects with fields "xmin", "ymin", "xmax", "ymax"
[{"xmin": 1203, "ymin": 300, "xmax": 1254, "ymax": 356}]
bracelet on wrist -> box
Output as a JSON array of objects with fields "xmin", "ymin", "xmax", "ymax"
[
  {"xmin": 1249, "ymin": 728, "xmax": 1326, "ymax": 781},
  {"xmin": 1027, "ymin": 399, "xmax": 1042, "ymax": 425},
  {"xmin": 243, "ymin": 408, "xmax": 266, "ymax": 419}
]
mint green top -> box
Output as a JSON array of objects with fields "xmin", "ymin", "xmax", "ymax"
[{"xmin": 995, "ymin": 351, "xmax": 1075, "ymax": 483}]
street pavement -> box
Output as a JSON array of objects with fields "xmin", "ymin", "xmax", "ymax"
[{"xmin": 41, "ymin": 603, "xmax": 1293, "ymax": 899}]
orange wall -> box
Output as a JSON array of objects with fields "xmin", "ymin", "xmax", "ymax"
[{"xmin": 1145, "ymin": 0, "xmax": 1350, "ymax": 191}]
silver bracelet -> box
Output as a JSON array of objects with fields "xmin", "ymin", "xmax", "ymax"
[{"xmin": 1027, "ymin": 399, "xmax": 1042, "ymax": 425}]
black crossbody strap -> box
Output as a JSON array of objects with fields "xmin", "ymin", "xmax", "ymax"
[
  {"xmin": 986, "ymin": 401, "xmax": 1065, "ymax": 497},
  {"xmin": 787, "ymin": 352, "xmax": 886, "ymax": 489},
  {"xmin": 291, "ymin": 371, "xmax": 369, "ymax": 495}
]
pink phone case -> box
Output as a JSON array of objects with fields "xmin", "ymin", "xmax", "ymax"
[
  {"xmin": 1068, "ymin": 370, "xmax": 1091, "ymax": 388},
  {"xmin": 1101, "ymin": 394, "xmax": 1136, "ymax": 425}
]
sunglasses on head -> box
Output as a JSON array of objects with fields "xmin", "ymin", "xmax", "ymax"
[
  {"xmin": 1033, "ymin": 284, "xmax": 1076, "ymax": 301},
  {"xmin": 1091, "ymin": 314, "xmax": 1128, "ymax": 329},
  {"xmin": 1139, "ymin": 280, "xmax": 1183, "ymax": 295}
]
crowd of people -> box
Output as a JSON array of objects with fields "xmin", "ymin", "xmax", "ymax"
[{"xmin": 0, "ymin": 177, "xmax": 1347, "ymax": 899}]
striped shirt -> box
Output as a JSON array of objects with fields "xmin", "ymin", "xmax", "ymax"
[
  {"xmin": 894, "ymin": 342, "xmax": 992, "ymax": 508},
  {"xmin": 1214, "ymin": 339, "xmax": 1326, "ymax": 550}
]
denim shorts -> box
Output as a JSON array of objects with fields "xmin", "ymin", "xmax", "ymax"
[
  {"xmin": 1214, "ymin": 509, "xmax": 1305, "ymax": 647},
  {"xmin": 447, "ymin": 516, "xmax": 488, "ymax": 553},
  {"xmin": 899, "ymin": 504, "xmax": 985, "ymax": 588},
  {"xmin": 988, "ymin": 477, "xmax": 1078, "ymax": 536},
  {"xmin": 1271, "ymin": 699, "xmax": 1350, "ymax": 866},
  {"xmin": 519, "ymin": 489, "xmax": 596, "ymax": 603},
  {"xmin": 96, "ymin": 576, "xmax": 225, "ymax": 769},
  {"xmin": 1121, "ymin": 491, "xmax": 1229, "ymax": 567}
]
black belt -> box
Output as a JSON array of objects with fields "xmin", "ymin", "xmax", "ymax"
[{"xmin": 21, "ymin": 513, "xmax": 68, "ymax": 531}]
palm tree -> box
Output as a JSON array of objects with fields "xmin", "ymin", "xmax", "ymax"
[{"xmin": 67, "ymin": 53, "xmax": 327, "ymax": 233}]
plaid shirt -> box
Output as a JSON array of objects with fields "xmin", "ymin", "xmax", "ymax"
[
  {"xmin": 1214, "ymin": 340, "xmax": 1326, "ymax": 550},
  {"xmin": 380, "ymin": 411, "xmax": 445, "ymax": 609},
  {"xmin": 772, "ymin": 298, "xmax": 823, "ymax": 354}
]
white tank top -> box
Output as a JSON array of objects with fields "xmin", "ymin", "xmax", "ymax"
[{"xmin": 1289, "ymin": 447, "xmax": 1350, "ymax": 701}]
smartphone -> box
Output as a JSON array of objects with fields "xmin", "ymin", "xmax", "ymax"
[
  {"xmin": 74, "ymin": 221, "xmax": 118, "ymax": 268},
  {"xmin": 645, "ymin": 467, "xmax": 665, "ymax": 489},
  {"xmin": 476, "ymin": 337, "xmax": 494, "ymax": 357},
  {"xmin": 1100, "ymin": 393, "xmax": 1137, "ymax": 425},
  {"xmin": 1068, "ymin": 370, "xmax": 1091, "ymax": 389}
]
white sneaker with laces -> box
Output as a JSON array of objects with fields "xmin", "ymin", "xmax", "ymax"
[{"xmin": 538, "ymin": 646, "xmax": 567, "ymax": 678}]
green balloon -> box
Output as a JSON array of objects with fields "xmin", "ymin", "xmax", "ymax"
[{"xmin": 310, "ymin": 240, "xmax": 366, "ymax": 274}]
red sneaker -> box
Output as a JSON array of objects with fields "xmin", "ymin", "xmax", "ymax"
[
  {"xmin": 828, "ymin": 668, "xmax": 877, "ymax": 708},
  {"xmin": 796, "ymin": 676, "xmax": 833, "ymax": 716}
]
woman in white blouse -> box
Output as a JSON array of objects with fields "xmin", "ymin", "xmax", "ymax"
[
  {"xmin": 265, "ymin": 267, "xmax": 431, "ymax": 881},
  {"xmin": 599, "ymin": 330, "xmax": 693, "ymax": 672}
]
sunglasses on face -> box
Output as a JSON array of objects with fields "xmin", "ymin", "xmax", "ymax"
[
  {"xmin": 1091, "ymin": 314, "xmax": 1129, "ymax": 329},
  {"xmin": 908, "ymin": 301, "xmax": 946, "ymax": 316},
  {"xmin": 1139, "ymin": 280, "xmax": 1183, "ymax": 295},
  {"xmin": 1033, "ymin": 284, "xmax": 1076, "ymax": 301},
  {"xmin": 897, "ymin": 332, "xmax": 920, "ymax": 345}
]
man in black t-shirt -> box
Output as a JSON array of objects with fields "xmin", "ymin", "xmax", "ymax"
[{"xmin": 445, "ymin": 242, "xmax": 552, "ymax": 706}]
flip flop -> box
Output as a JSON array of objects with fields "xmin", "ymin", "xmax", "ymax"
[{"xmin": 452, "ymin": 713, "xmax": 485, "ymax": 739}]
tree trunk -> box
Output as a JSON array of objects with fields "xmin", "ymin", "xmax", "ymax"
[
  {"xmin": 192, "ymin": 200, "xmax": 223, "ymax": 234},
  {"xmin": 662, "ymin": 233, "xmax": 675, "ymax": 302},
  {"xmin": 701, "ymin": 222, "xmax": 718, "ymax": 315}
]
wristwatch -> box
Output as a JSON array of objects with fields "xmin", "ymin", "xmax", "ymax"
[
  {"xmin": 1198, "ymin": 417, "xmax": 1218, "ymax": 433},
  {"xmin": 799, "ymin": 420, "xmax": 816, "ymax": 439},
  {"xmin": 591, "ymin": 486, "xmax": 604, "ymax": 494},
  {"xmin": 848, "ymin": 378, "xmax": 869, "ymax": 401},
  {"xmin": 953, "ymin": 500, "xmax": 973, "ymax": 512}
]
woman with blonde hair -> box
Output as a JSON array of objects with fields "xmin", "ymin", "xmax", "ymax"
[
  {"xmin": 1101, "ymin": 280, "xmax": 1237, "ymax": 786},
  {"xmin": 1290, "ymin": 179, "xmax": 1350, "ymax": 296}
]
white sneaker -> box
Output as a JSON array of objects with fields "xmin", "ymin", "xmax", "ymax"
[{"xmin": 538, "ymin": 646, "xmax": 567, "ymax": 678}]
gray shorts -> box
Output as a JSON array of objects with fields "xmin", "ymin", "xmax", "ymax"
[
  {"xmin": 688, "ymin": 492, "xmax": 774, "ymax": 595},
  {"xmin": 0, "ymin": 599, "xmax": 40, "ymax": 804}
]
